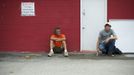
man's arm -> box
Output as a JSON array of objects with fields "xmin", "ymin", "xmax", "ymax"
[
  {"xmin": 57, "ymin": 38, "xmax": 66, "ymax": 41},
  {"xmin": 110, "ymin": 29, "xmax": 118, "ymax": 40},
  {"xmin": 51, "ymin": 37, "xmax": 66, "ymax": 41},
  {"xmin": 110, "ymin": 35, "xmax": 118, "ymax": 40},
  {"xmin": 105, "ymin": 29, "xmax": 118, "ymax": 43},
  {"xmin": 105, "ymin": 35, "xmax": 118, "ymax": 43},
  {"xmin": 96, "ymin": 38, "xmax": 100, "ymax": 56},
  {"xmin": 96, "ymin": 38, "xmax": 99, "ymax": 51}
]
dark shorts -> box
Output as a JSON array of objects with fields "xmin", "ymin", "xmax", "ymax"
[{"xmin": 53, "ymin": 47, "xmax": 64, "ymax": 54}]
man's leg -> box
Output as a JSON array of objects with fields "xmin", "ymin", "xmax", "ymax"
[
  {"xmin": 48, "ymin": 40, "xmax": 55, "ymax": 57},
  {"xmin": 62, "ymin": 41, "xmax": 69, "ymax": 57},
  {"xmin": 106, "ymin": 39, "xmax": 116, "ymax": 56},
  {"xmin": 99, "ymin": 42, "xmax": 107, "ymax": 55}
]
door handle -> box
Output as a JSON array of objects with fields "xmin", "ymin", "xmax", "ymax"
[{"xmin": 82, "ymin": 27, "xmax": 85, "ymax": 29}]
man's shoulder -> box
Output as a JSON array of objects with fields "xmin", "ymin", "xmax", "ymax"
[
  {"xmin": 110, "ymin": 29, "xmax": 114, "ymax": 32},
  {"xmin": 99, "ymin": 29, "xmax": 105, "ymax": 33},
  {"xmin": 50, "ymin": 34, "xmax": 55, "ymax": 38},
  {"xmin": 110, "ymin": 29, "xmax": 114, "ymax": 31},
  {"xmin": 51, "ymin": 34, "xmax": 56, "ymax": 36},
  {"xmin": 60, "ymin": 34, "xmax": 66, "ymax": 37}
]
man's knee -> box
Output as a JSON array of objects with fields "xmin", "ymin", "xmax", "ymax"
[
  {"xmin": 50, "ymin": 40, "xmax": 54, "ymax": 44},
  {"xmin": 106, "ymin": 39, "xmax": 116, "ymax": 47},
  {"xmin": 62, "ymin": 41, "xmax": 66, "ymax": 43},
  {"xmin": 99, "ymin": 43, "xmax": 105, "ymax": 50},
  {"xmin": 109, "ymin": 39, "xmax": 115, "ymax": 44}
]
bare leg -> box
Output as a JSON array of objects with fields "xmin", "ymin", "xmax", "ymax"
[
  {"xmin": 62, "ymin": 41, "xmax": 67, "ymax": 51},
  {"xmin": 50, "ymin": 40, "xmax": 54, "ymax": 51},
  {"xmin": 48, "ymin": 40, "xmax": 54, "ymax": 57},
  {"xmin": 62, "ymin": 41, "xmax": 69, "ymax": 57}
]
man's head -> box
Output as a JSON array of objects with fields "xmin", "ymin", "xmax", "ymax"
[
  {"xmin": 54, "ymin": 27, "xmax": 61, "ymax": 35},
  {"xmin": 104, "ymin": 24, "xmax": 111, "ymax": 32}
]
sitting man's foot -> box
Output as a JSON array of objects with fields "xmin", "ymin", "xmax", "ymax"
[
  {"xmin": 48, "ymin": 50, "xmax": 54, "ymax": 57},
  {"xmin": 96, "ymin": 51, "xmax": 102, "ymax": 56},
  {"xmin": 111, "ymin": 54, "xmax": 115, "ymax": 57},
  {"xmin": 64, "ymin": 50, "xmax": 69, "ymax": 57},
  {"xmin": 108, "ymin": 51, "xmax": 113, "ymax": 56}
]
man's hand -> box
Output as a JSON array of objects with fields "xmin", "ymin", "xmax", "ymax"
[
  {"xmin": 96, "ymin": 48, "xmax": 100, "ymax": 56},
  {"xmin": 96, "ymin": 38, "xmax": 100, "ymax": 56},
  {"xmin": 105, "ymin": 35, "xmax": 118, "ymax": 43}
]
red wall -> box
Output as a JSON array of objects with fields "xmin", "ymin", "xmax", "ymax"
[
  {"xmin": 0, "ymin": 0, "xmax": 80, "ymax": 52},
  {"xmin": 108, "ymin": 0, "xmax": 134, "ymax": 19}
]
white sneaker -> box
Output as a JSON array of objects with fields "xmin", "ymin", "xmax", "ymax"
[
  {"xmin": 111, "ymin": 54, "xmax": 115, "ymax": 57},
  {"xmin": 64, "ymin": 51, "xmax": 69, "ymax": 57},
  {"xmin": 48, "ymin": 51, "xmax": 54, "ymax": 57}
]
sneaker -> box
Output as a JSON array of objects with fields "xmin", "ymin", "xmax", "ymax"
[
  {"xmin": 48, "ymin": 51, "xmax": 54, "ymax": 57},
  {"xmin": 111, "ymin": 54, "xmax": 115, "ymax": 57},
  {"xmin": 64, "ymin": 51, "xmax": 69, "ymax": 57}
]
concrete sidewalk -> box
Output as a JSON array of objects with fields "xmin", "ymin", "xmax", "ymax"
[{"xmin": 0, "ymin": 53, "xmax": 134, "ymax": 75}]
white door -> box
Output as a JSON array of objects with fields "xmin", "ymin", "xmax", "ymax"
[
  {"xmin": 109, "ymin": 20, "xmax": 134, "ymax": 53},
  {"xmin": 81, "ymin": 0, "xmax": 107, "ymax": 50}
]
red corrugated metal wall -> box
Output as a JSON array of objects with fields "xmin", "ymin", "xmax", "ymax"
[
  {"xmin": 108, "ymin": 0, "xmax": 134, "ymax": 19},
  {"xmin": 0, "ymin": 0, "xmax": 80, "ymax": 52}
]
